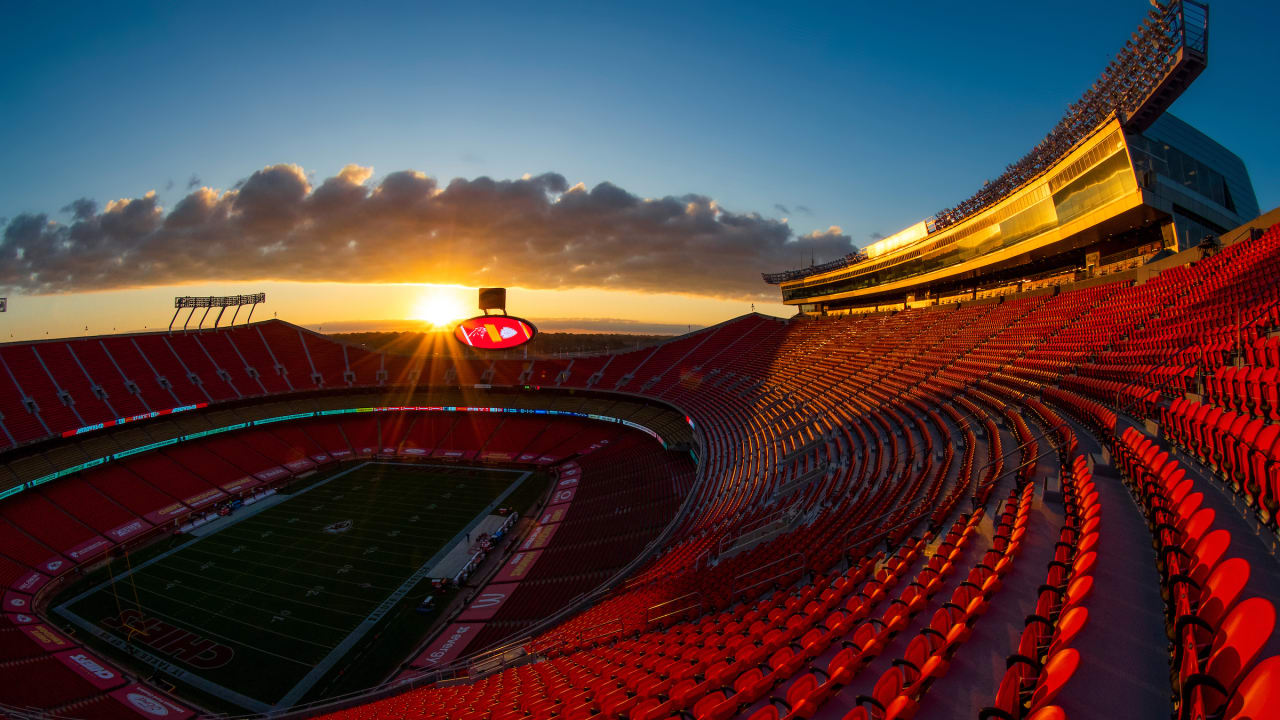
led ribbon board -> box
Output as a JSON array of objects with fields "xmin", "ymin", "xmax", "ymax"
[
  {"xmin": 1, "ymin": 405, "xmax": 667, "ymax": 502},
  {"xmin": 60, "ymin": 403, "xmax": 208, "ymax": 438},
  {"xmin": 454, "ymin": 316, "xmax": 536, "ymax": 350}
]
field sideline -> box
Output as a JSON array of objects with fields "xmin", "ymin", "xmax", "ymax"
[{"xmin": 53, "ymin": 461, "xmax": 533, "ymax": 712}]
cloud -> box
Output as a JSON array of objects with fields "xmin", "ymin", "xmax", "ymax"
[
  {"xmin": 773, "ymin": 203, "xmax": 790, "ymax": 215},
  {"xmin": 869, "ymin": 231, "xmax": 886, "ymax": 241},
  {"xmin": 0, "ymin": 164, "xmax": 855, "ymax": 299},
  {"xmin": 186, "ymin": 174, "xmax": 202, "ymax": 189},
  {"xmin": 60, "ymin": 198, "xmax": 97, "ymax": 222},
  {"xmin": 794, "ymin": 205, "xmax": 812, "ymax": 215}
]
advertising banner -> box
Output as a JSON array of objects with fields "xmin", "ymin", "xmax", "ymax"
[
  {"xmin": 21, "ymin": 623, "xmax": 75, "ymax": 652},
  {"xmin": 182, "ymin": 488, "xmax": 225, "ymax": 509},
  {"xmin": 518, "ymin": 521, "xmax": 559, "ymax": 551},
  {"xmin": 457, "ymin": 582, "xmax": 518, "ymax": 621},
  {"xmin": 12, "ymin": 570, "xmax": 50, "ymax": 594},
  {"xmin": 546, "ymin": 486, "xmax": 577, "ymax": 507},
  {"xmin": 253, "ymin": 466, "xmax": 289, "ymax": 482},
  {"xmin": 106, "ymin": 519, "xmax": 151, "ymax": 542},
  {"xmin": 3, "ymin": 591, "xmax": 32, "ymax": 614},
  {"xmin": 493, "ymin": 550, "xmax": 544, "ymax": 583},
  {"xmin": 538, "ymin": 506, "xmax": 569, "ymax": 525},
  {"xmin": 410, "ymin": 622, "xmax": 484, "ymax": 668},
  {"xmin": 145, "ymin": 503, "xmax": 188, "ymax": 525},
  {"xmin": 108, "ymin": 684, "xmax": 196, "ymax": 720},
  {"xmin": 65, "ymin": 536, "xmax": 114, "ymax": 563},
  {"xmin": 55, "ymin": 649, "xmax": 128, "ymax": 690},
  {"xmin": 219, "ymin": 476, "xmax": 259, "ymax": 494}
]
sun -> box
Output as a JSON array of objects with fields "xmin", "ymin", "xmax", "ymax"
[{"xmin": 412, "ymin": 291, "xmax": 468, "ymax": 328}]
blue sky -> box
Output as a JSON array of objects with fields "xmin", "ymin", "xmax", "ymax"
[
  {"xmin": 0, "ymin": 1, "xmax": 1276, "ymax": 339},
  {"xmin": 4, "ymin": 1, "xmax": 1275, "ymax": 238}
]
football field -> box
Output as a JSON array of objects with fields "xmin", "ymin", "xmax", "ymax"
[{"xmin": 54, "ymin": 462, "xmax": 534, "ymax": 712}]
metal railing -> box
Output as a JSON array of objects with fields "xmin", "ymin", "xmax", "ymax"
[{"xmin": 644, "ymin": 591, "xmax": 706, "ymax": 626}]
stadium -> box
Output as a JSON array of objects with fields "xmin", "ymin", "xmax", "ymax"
[{"xmin": 1, "ymin": 1, "xmax": 1278, "ymax": 719}]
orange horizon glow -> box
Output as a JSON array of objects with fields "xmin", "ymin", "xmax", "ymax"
[
  {"xmin": 410, "ymin": 289, "xmax": 469, "ymax": 329},
  {"xmin": 0, "ymin": 281, "xmax": 788, "ymax": 343}
]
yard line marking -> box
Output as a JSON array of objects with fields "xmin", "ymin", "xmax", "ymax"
[
  {"xmin": 234, "ymin": 509, "xmax": 479, "ymax": 533},
  {"xmin": 273, "ymin": 469, "xmax": 533, "ymax": 709},
  {"xmin": 209, "ymin": 512, "xmax": 468, "ymax": 540},
  {"xmin": 280, "ymin": 489, "xmax": 512, "ymax": 516},
  {"xmin": 57, "ymin": 461, "xmax": 377, "ymax": 611},
  {"xmin": 52, "ymin": 460, "xmax": 530, "ymax": 711},
  {"xmin": 157, "ymin": 556, "xmax": 389, "ymax": 603},
  {"xmin": 132, "ymin": 562, "xmax": 372, "ymax": 615},
  {"xmin": 54, "ymin": 604, "xmax": 276, "ymax": 714},
  {"xmin": 60, "ymin": 590, "xmax": 327, "ymax": 661},
  {"xmin": 185, "ymin": 536, "xmax": 419, "ymax": 571},
  {"xmin": 204, "ymin": 521, "xmax": 475, "ymax": 552},
  {"xmin": 124, "ymin": 574, "xmax": 349, "ymax": 645},
  {"xmin": 170, "ymin": 545, "xmax": 408, "ymax": 583}
]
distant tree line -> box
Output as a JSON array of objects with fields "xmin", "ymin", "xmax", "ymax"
[{"xmin": 329, "ymin": 331, "xmax": 674, "ymax": 359}]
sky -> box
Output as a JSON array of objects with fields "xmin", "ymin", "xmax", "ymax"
[{"xmin": 1, "ymin": 0, "xmax": 1277, "ymax": 342}]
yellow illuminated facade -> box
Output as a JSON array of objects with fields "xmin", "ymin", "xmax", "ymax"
[{"xmin": 781, "ymin": 113, "xmax": 1256, "ymax": 313}]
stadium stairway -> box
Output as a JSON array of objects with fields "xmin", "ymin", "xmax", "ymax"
[
  {"xmin": 906, "ymin": 418, "xmax": 1066, "ymax": 720},
  {"xmin": 1053, "ymin": 414, "xmax": 1171, "ymax": 720}
]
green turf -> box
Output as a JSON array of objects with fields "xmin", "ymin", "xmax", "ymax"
[{"xmin": 54, "ymin": 462, "xmax": 530, "ymax": 711}]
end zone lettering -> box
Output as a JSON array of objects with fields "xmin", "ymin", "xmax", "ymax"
[{"xmin": 102, "ymin": 610, "xmax": 234, "ymax": 669}]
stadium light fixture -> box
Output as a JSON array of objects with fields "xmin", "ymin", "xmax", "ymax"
[{"xmin": 170, "ymin": 293, "xmax": 266, "ymax": 332}]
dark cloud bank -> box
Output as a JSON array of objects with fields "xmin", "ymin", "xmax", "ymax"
[{"xmin": 0, "ymin": 164, "xmax": 856, "ymax": 299}]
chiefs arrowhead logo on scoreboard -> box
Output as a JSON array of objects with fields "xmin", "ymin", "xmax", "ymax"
[{"xmin": 454, "ymin": 316, "xmax": 536, "ymax": 350}]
